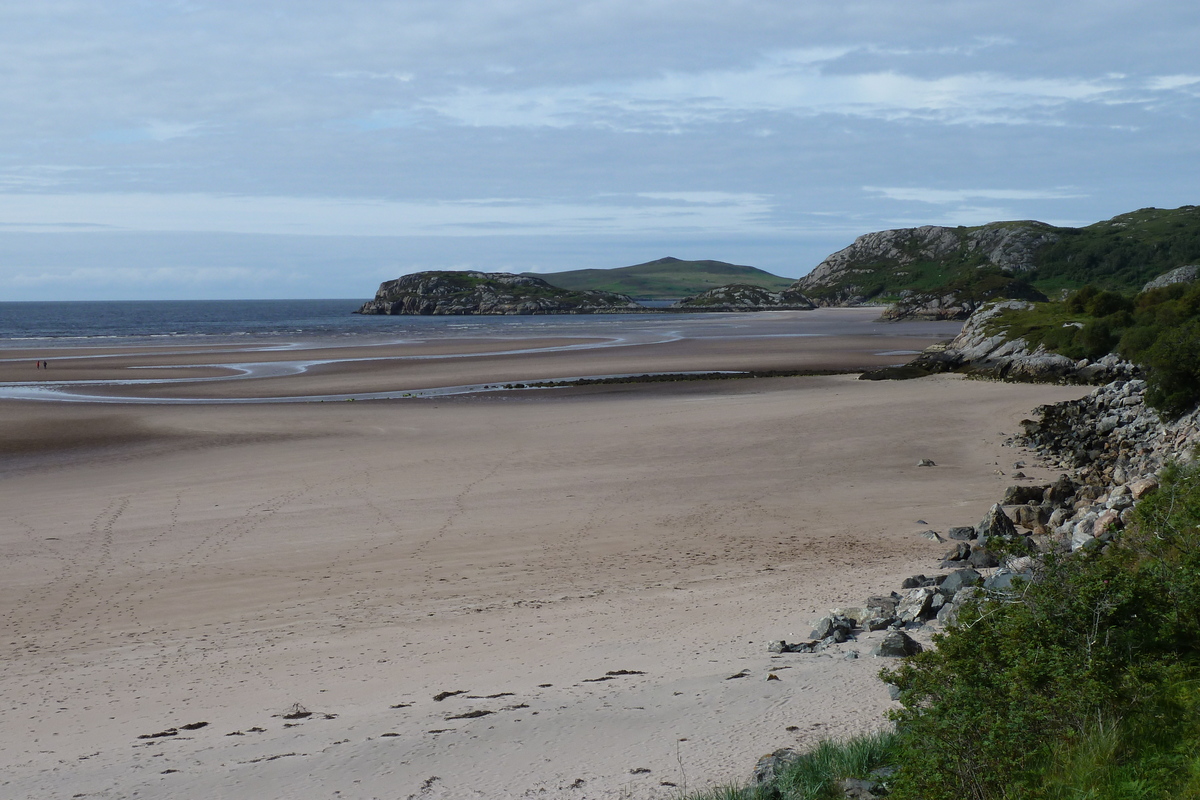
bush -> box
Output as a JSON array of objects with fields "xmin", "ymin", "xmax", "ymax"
[
  {"xmin": 881, "ymin": 463, "xmax": 1200, "ymax": 800},
  {"xmin": 1142, "ymin": 320, "xmax": 1200, "ymax": 418}
]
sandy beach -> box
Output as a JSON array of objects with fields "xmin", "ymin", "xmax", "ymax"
[{"xmin": 0, "ymin": 309, "xmax": 1090, "ymax": 799}]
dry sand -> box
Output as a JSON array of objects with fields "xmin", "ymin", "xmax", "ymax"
[{"xmin": 0, "ymin": 312, "xmax": 1091, "ymax": 799}]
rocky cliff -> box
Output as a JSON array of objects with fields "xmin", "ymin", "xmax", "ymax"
[
  {"xmin": 670, "ymin": 284, "xmax": 815, "ymax": 312},
  {"xmin": 792, "ymin": 222, "xmax": 1060, "ymax": 307},
  {"xmin": 356, "ymin": 271, "xmax": 644, "ymax": 315}
]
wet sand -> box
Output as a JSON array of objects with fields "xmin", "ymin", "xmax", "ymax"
[{"xmin": 0, "ymin": 309, "xmax": 1090, "ymax": 799}]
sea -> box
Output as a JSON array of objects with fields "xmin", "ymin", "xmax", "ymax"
[{"xmin": 0, "ymin": 299, "xmax": 965, "ymax": 349}]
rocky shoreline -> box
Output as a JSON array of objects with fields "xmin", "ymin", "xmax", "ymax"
[{"xmin": 752, "ymin": 320, "xmax": 1200, "ymax": 795}]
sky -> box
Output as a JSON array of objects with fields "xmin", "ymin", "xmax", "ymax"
[{"xmin": 1, "ymin": 1, "xmax": 1198, "ymax": 300}]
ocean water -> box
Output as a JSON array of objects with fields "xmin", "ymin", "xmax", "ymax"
[{"xmin": 0, "ymin": 299, "xmax": 965, "ymax": 349}]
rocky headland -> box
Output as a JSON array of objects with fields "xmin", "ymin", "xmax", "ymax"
[
  {"xmin": 860, "ymin": 299, "xmax": 1135, "ymax": 384},
  {"xmin": 356, "ymin": 270, "xmax": 644, "ymax": 315},
  {"xmin": 792, "ymin": 222, "xmax": 1057, "ymax": 309}
]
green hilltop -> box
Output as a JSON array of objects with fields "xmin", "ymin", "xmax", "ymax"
[
  {"xmin": 795, "ymin": 205, "xmax": 1200, "ymax": 305},
  {"xmin": 524, "ymin": 257, "xmax": 796, "ymax": 299}
]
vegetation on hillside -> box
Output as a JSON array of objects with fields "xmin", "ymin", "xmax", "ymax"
[
  {"xmin": 988, "ymin": 280, "xmax": 1200, "ymax": 416},
  {"xmin": 693, "ymin": 463, "xmax": 1200, "ymax": 800},
  {"xmin": 803, "ymin": 206, "xmax": 1200, "ymax": 304},
  {"xmin": 525, "ymin": 257, "xmax": 795, "ymax": 299},
  {"xmin": 1028, "ymin": 206, "xmax": 1200, "ymax": 294}
]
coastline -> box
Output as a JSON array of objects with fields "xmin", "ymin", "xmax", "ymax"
[{"xmin": 0, "ymin": 312, "xmax": 1091, "ymax": 798}]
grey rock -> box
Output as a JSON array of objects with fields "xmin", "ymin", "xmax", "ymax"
[
  {"xmin": 978, "ymin": 504, "xmax": 1019, "ymax": 540},
  {"xmin": 1044, "ymin": 475, "xmax": 1078, "ymax": 506},
  {"xmin": 943, "ymin": 542, "xmax": 972, "ymax": 562},
  {"xmin": 872, "ymin": 630, "xmax": 923, "ymax": 657},
  {"xmin": 753, "ymin": 748, "xmax": 799, "ymax": 785},
  {"xmin": 839, "ymin": 777, "xmax": 883, "ymax": 798},
  {"xmin": 939, "ymin": 568, "xmax": 983, "ymax": 595},
  {"xmin": 947, "ymin": 526, "xmax": 976, "ymax": 540},
  {"xmin": 812, "ymin": 615, "xmax": 854, "ymax": 641},
  {"xmin": 918, "ymin": 529, "xmax": 944, "ymax": 542},
  {"xmin": 1143, "ymin": 264, "xmax": 1200, "ymax": 291},
  {"xmin": 1003, "ymin": 484, "xmax": 1049, "ymax": 505},
  {"xmin": 967, "ymin": 547, "xmax": 1001, "ymax": 569},
  {"xmin": 983, "ymin": 569, "xmax": 1029, "ymax": 593},
  {"xmin": 866, "ymin": 595, "xmax": 900, "ymax": 616},
  {"xmin": 897, "ymin": 588, "xmax": 935, "ymax": 623}
]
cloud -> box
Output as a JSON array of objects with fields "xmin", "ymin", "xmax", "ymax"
[
  {"xmin": 91, "ymin": 120, "xmax": 205, "ymax": 143},
  {"xmin": 328, "ymin": 70, "xmax": 414, "ymax": 82},
  {"xmin": 864, "ymin": 187, "xmax": 1086, "ymax": 204},
  {"xmin": 0, "ymin": 191, "xmax": 781, "ymax": 237},
  {"xmin": 403, "ymin": 48, "xmax": 1138, "ymax": 131},
  {"xmin": 1147, "ymin": 74, "xmax": 1200, "ymax": 92}
]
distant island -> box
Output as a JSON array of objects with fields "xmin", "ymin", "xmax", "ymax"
[
  {"xmin": 355, "ymin": 259, "xmax": 815, "ymax": 316},
  {"xmin": 354, "ymin": 271, "xmax": 644, "ymax": 315}
]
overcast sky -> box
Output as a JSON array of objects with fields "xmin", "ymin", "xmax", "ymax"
[{"xmin": 2, "ymin": 1, "xmax": 1198, "ymax": 300}]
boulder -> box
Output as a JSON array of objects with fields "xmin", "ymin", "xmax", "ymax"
[
  {"xmin": 1011, "ymin": 502, "xmax": 1050, "ymax": 530},
  {"xmin": 1094, "ymin": 509, "xmax": 1122, "ymax": 537},
  {"xmin": 977, "ymin": 504, "xmax": 1019, "ymax": 540},
  {"xmin": 866, "ymin": 595, "xmax": 900, "ymax": 616},
  {"xmin": 829, "ymin": 607, "xmax": 869, "ymax": 626},
  {"xmin": 897, "ymin": 587, "xmax": 936, "ymax": 623},
  {"xmin": 1045, "ymin": 475, "xmax": 1078, "ymax": 506},
  {"xmin": 939, "ymin": 568, "xmax": 983, "ymax": 596},
  {"xmin": 752, "ymin": 748, "xmax": 799, "ymax": 784},
  {"xmin": 942, "ymin": 542, "xmax": 972, "ymax": 562},
  {"xmin": 947, "ymin": 526, "xmax": 976, "ymax": 540},
  {"xmin": 812, "ymin": 615, "xmax": 854, "ymax": 640},
  {"xmin": 967, "ymin": 546, "xmax": 1001, "ymax": 569},
  {"xmin": 839, "ymin": 777, "xmax": 885, "ymax": 798},
  {"xmin": 1130, "ymin": 475, "xmax": 1160, "ymax": 499},
  {"xmin": 983, "ymin": 569, "xmax": 1029, "ymax": 593},
  {"xmin": 873, "ymin": 630, "xmax": 923, "ymax": 657},
  {"xmin": 937, "ymin": 586, "xmax": 984, "ymax": 626},
  {"xmin": 1003, "ymin": 484, "xmax": 1050, "ymax": 505}
]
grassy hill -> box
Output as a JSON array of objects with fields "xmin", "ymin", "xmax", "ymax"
[
  {"xmin": 524, "ymin": 257, "xmax": 795, "ymax": 299},
  {"xmin": 1026, "ymin": 205, "xmax": 1200, "ymax": 294},
  {"xmin": 795, "ymin": 206, "xmax": 1200, "ymax": 305}
]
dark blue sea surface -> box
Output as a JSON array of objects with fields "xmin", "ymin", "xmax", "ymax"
[{"xmin": 0, "ymin": 299, "xmax": 375, "ymax": 344}]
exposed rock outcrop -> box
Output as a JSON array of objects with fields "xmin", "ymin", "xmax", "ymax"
[
  {"xmin": 1142, "ymin": 264, "xmax": 1200, "ymax": 291},
  {"xmin": 356, "ymin": 271, "xmax": 644, "ymax": 315},
  {"xmin": 878, "ymin": 280, "xmax": 1048, "ymax": 322},
  {"xmin": 671, "ymin": 284, "xmax": 815, "ymax": 312},
  {"xmin": 792, "ymin": 223, "xmax": 1060, "ymax": 306},
  {"xmin": 862, "ymin": 300, "xmax": 1136, "ymax": 384}
]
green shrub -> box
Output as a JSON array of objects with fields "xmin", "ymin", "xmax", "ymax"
[
  {"xmin": 1141, "ymin": 320, "xmax": 1200, "ymax": 418},
  {"xmin": 881, "ymin": 463, "xmax": 1200, "ymax": 800}
]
